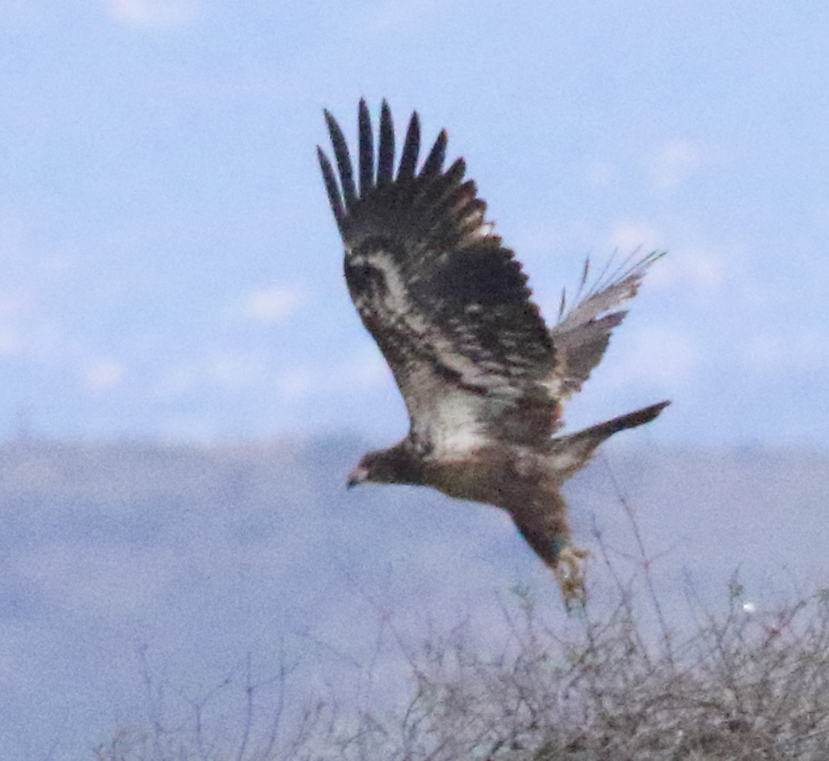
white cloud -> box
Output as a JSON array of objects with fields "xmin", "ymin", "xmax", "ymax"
[
  {"xmin": 155, "ymin": 364, "xmax": 198, "ymax": 399},
  {"xmin": 745, "ymin": 330, "xmax": 829, "ymax": 374},
  {"xmin": 275, "ymin": 365, "xmax": 317, "ymax": 400},
  {"xmin": 606, "ymin": 225, "xmax": 728, "ymax": 299},
  {"xmin": 274, "ymin": 350, "xmax": 391, "ymax": 401},
  {"xmin": 359, "ymin": 0, "xmax": 442, "ymax": 33},
  {"xmin": 242, "ymin": 286, "xmax": 303, "ymax": 324},
  {"xmin": 647, "ymin": 246, "xmax": 728, "ymax": 295},
  {"xmin": 84, "ymin": 359, "xmax": 125, "ymax": 391},
  {"xmin": 607, "ymin": 221, "xmax": 665, "ymax": 254},
  {"xmin": 209, "ymin": 352, "xmax": 265, "ymax": 388},
  {"xmin": 154, "ymin": 352, "xmax": 267, "ymax": 397},
  {"xmin": 583, "ymin": 158, "xmax": 618, "ymax": 189},
  {"xmin": 649, "ymin": 139, "xmax": 701, "ymax": 190},
  {"xmin": 335, "ymin": 347, "xmax": 392, "ymax": 391},
  {"xmin": 105, "ymin": 0, "xmax": 198, "ymax": 28},
  {"xmin": 609, "ymin": 326, "xmax": 697, "ymax": 386}
]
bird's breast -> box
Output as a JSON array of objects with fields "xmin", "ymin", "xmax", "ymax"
[{"xmin": 424, "ymin": 447, "xmax": 544, "ymax": 510}]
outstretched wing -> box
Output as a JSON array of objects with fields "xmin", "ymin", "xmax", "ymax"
[
  {"xmin": 318, "ymin": 100, "xmax": 558, "ymax": 453},
  {"xmin": 546, "ymin": 251, "xmax": 664, "ymax": 402}
]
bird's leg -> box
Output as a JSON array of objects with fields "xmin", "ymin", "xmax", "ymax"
[
  {"xmin": 507, "ymin": 492, "xmax": 590, "ymax": 608},
  {"xmin": 553, "ymin": 544, "xmax": 590, "ymax": 608}
]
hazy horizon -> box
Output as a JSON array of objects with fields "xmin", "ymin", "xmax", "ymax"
[{"xmin": 1, "ymin": 437, "xmax": 828, "ymax": 759}]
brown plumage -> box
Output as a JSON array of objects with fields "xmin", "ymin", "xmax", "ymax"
[{"xmin": 318, "ymin": 100, "xmax": 670, "ymax": 604}]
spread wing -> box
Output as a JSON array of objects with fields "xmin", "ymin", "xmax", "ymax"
[
  {"xmin": 546, "ymin": 251, "xmax": 664, "ymax": 401},
  {"xmin": 318, "ymin": 100, "xmax": 558, "ymax": 453}
]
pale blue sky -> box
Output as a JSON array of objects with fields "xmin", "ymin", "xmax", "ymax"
[
  {"xmin": 1, "ymin": 0, "xmax": 827, "ymax": 446},
  {"xmin": 2, "ymin": 4, "xmax": 829, "ymax": 756}
]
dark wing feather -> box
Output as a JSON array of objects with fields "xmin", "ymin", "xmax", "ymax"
[
  {"xmin": 377, "ymin": 102, "xmax": 395, "ymax": 188},
  {"xmin": 358, "ymin": 100, "xmax": 374, "ymax": 198},
  {"xmin": 547, "ymin": 251, "xmax": 664, "ymax": 402},
  {"xmin": 420, "ymin": 128, "xmax": 447, "ymax": 177},
  {"xmin": 397, "ymin": 113, "xmax": 420, "ymax": 181},
  {"xmin": 317, "ymin": 147, "xmax": 345, "ymax": 229},
  {"xmin": 322, "ymin": 110, "xmax": 356, "ymax": 213},
  {"xmin": 318, "ymin": 100, "xmax": 558, "ymax": 452}
]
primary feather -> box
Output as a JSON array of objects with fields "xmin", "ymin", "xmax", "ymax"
[{"xmin": 318, "ymin": 100, "xmax": 670, "ymax": 604}]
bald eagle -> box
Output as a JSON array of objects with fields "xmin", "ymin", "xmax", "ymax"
[{"xmin": 318, "ymin": 100, "xmax": 669, "ymax": 604}]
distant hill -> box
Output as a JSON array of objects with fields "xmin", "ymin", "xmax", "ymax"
[{"xmin": 0, "ymin": 437, "xmax": 827, "ymax": 759}]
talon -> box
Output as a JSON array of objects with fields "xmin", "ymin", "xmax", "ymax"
[{"xmin": 553, "ymin": 545, "xmax": 589, "ymax": 607}]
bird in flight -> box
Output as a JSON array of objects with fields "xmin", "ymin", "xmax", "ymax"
[{"xmin": 317, "ymin": 100, "xmax": 670, "ymax": 604}]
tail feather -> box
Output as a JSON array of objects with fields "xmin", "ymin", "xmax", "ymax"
[
  {"xmin": 578, "ymin": 399, "xmax": 671, "ymax": 441},
  {"xmin": 548, "ymin": 400, "xmax": 671, "ymax": 479}
]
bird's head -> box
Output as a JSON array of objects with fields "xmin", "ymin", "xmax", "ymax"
[
  {"xmin": 346, "ymin": 457, "xmax": 371, "ymax": 488},
  {"xmin": 347, "ymin": 450, "xmax": 393, "ymax": 488},
  {"xmin": 346, "ymin": 444, "xmax": 421, "ymax": 488}
]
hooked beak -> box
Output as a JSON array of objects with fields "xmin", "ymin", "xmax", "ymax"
[{"xmin": 346, "ymin": 465, "xmax": 368, "ymax": 489}]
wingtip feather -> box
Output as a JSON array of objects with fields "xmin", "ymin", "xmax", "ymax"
[
  {"xmin": 398, "ymin": 110, "xmax": 421, "ymax": 181},
  {"xmin": 377, "ymin": 100, "xmax": 395, "ymax": 188},
  {"xmin": 421, "ymin": 128, "xmax": 447, "ymax": 177},
  {"xmin": 317, "ymin": 146, "xmax": 346, "ymax": 230},
  {"xmin": 324, "ymin": 108, "xmax": 356, "ymax": 209},
  {"xmin": 358, "ymin": 99, "xmax": 374, "ymax": 199}
]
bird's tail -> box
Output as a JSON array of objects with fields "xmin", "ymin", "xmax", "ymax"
[{"xmin": 548, "ymin": 400, "xmax": 671, "ymax": 480}]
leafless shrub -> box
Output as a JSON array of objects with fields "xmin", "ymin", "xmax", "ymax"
[
  {"xmin": 95, "ymin": 587, "xmax": 829, "ymax": 761},
  {"xmin": 311, "ymin": 574, "xmax": 829, "ymax": 761},
  {"xmin": 93, "ymin": 646, "xmax": 335, "ymax": 761},
  {"xmin": 94, "ymin": 475, "xmax": 829, "ymax": 761},
  {"xmin": 314, "ymin": 474, "xmax": 829, "ymax": 761}
]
